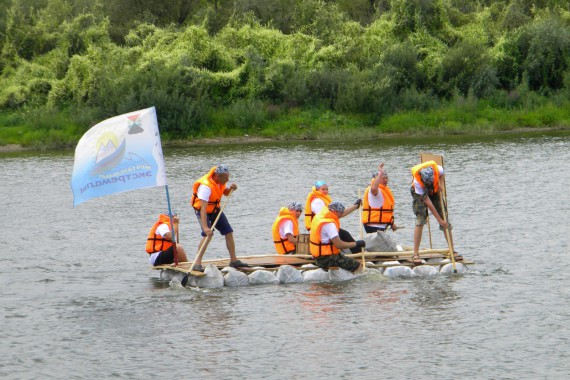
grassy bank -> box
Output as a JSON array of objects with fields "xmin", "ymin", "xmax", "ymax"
[{"xmin": 1, "ymin": 101, "xmax": 570, "ymax": 152}]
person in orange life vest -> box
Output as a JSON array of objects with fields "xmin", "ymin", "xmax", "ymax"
[
  {"xmin": 309, "ymin": 202, "xmax": 365, "ymax": 272},
  {"xmin": 362, "ymin": 163, "xmax": 399, "ymax": 233},
  {"xmin": 272, "ymin": 202, "xmax": 303, "ymax": 254},
  {"xmin": 190, "ymin": 164, "xmax": 248, "ymax": 271},
  {"xmin": 410, "ymin": 161, "xmax": 460, "ymax": 265},
  {"xmin": 146, "ymin": 211, "xmax": 189, "ymax": 266},
  {"xmin": 304, "ymin": 181, "xmax": 362, "ymax": 250}
]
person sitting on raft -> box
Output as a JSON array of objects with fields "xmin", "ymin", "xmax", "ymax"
[
  {"xmin": 304, "ymin": 180, "xmax": 362, "ymax": 249},
  {"xmin": 362, "ymin": 162, "xmax": 399, "ymax": 233},
  {"xmin": 309, "ymin": 201, "xmax": 366, "ymax": 272},
  {"xmin": 272, "ymin": 202, "xmax": 303, "ymax": 255},
  {"xmin": 146, "ymin": 211, "xmax": 189, "ymax": 266}
]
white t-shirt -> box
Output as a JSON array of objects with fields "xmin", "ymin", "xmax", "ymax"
[
  {"xmin": 279, "ymin": 219, "xmax": 295, "ymax": 239},
  {"xmin": 366, "ymin": 188, "xmax": 388, "ymax": 229},
  {"xmin": 148, "ymin": 223, "xmax": 171, "ymax": 265},
  {"xmin": 197, "ymin": 184, "xmax": 212, "ymax": 202},
  {"xmin": 320, "ymin": 222, "xmax": 339, "ymax": 244},
  {"xmin": 311, "ymin": 198, "xmax": 326, "ymax": 215},
  {"xmin": 413, "ymin": 165, "xmax": 444, "ymax": 195}
]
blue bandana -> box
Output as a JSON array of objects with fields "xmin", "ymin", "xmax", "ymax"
[{"xmin": 315, "ymin": 181, "xmax": 326, "ymax": 189}]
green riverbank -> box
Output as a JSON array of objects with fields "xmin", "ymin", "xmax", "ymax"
[{"xmin": 1, "ymin": 102, "xmax": 570, "ymax": 153}]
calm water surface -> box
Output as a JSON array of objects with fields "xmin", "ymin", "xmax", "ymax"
[{"xmin": 1, "ymin": 132, "xmax": 569, "ymax": 379}]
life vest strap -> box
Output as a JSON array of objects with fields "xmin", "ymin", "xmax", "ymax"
[{"xmin": 310, "ymin": 239, "xmax": 335, "ymax": 257}]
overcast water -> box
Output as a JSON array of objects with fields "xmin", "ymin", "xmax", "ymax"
[{"xmin": 1, "ymin": 131, "xmax": 569, "ymax": 379}]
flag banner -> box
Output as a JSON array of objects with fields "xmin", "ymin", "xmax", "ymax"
[{"xmin": 71, "ymin": 106, "xmax": 167, "ymax": 207}]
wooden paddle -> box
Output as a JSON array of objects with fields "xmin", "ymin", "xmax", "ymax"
[
  {"xmin": 439, "ymin": 187, "xmax": 457, "ymax": 273},
  {"xmin": 181, "ymin": 190, "xmax": 234, "ymax": 286},
  {"xmin": 358, "ymin": 189, "xmax": 366, "ymax": 273},
  {"xmin": 426, "ymin": 215, "xmax": 433, "ymax": 249}
]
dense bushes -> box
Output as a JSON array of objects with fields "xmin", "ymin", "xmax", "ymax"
[{"xmin": 0, "ymin": 0, "xmax": 570, "ymax": 147}]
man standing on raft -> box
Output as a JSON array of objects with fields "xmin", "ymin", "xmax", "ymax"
[
  {"xmin": 190, "ymin": 165, "xmax": 249, "ymax": 271},
  {"xmin": 410, "ymin": 160, "xmax": 461, "ymax": 265}
]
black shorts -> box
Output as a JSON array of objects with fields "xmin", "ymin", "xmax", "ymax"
[
  {"xmin": 363, "ymin": 225, "xmax": 387, "ymax": 233},
  {"xmin": 153, "ymin": 246, "xmax": 175, "ymax": 266},
  {"xmin": 195, "ymin": 211, "xmax": 233, "ymax": 236}
]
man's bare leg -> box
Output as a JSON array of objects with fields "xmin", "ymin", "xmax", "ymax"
[{"xmin": 225, "ymin": 232, "xmax": 237, "ymax": 262}]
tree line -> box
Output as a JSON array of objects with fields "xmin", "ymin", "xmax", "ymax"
[{"xmin": 1, "ymin": 0, "xmax": 569, "ymax": 146}]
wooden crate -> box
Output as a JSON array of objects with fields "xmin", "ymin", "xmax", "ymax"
[{"xmin": 296, "ymin": 233, "xmax": 310, "ymax": 255}]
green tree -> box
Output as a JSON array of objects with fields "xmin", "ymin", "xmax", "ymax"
[
  {"xmin": 523, "ymin": 16, "xmax": 570, "ymax": 92},
  {"xmin": 441, "ymin": 40, "xmax": 498, "ymax": 97},
  {"xmin": 391, "ymin": 0, "xmax": 449, "ymax": 37}
]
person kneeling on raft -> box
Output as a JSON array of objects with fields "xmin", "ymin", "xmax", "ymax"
[{"xmin": 309, "ymin": 201, "xmax": 365, "ymax": 272}]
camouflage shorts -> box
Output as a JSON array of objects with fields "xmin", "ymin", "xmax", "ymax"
[
  {"xmin": 411, "ymin": 186, "xmax": 444, "ymax": 226},
  {"xmin": 315, "ymin": 253, "xmax": 361, "ymax": 272}
]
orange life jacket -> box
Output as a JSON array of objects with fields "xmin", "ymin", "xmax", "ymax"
[
  {"xmin": 191, "ymin": 166, "xmax": 226, "ymax": 213},
  {"xmin": 411, "ymin": 160, "xmax": 440, "ymax": 194},
  {"xmin": 304, "ymin": 187, "xmax": 332, "ymax": 231},
  {"xmin": 309, "ymin": 207, "xmax": 341, "ymax": 257},
  {"xmin": 146, "ymin": 214, "xmax": 173, "ymax": 254},
  {"xmin": 272, "ymin": 207, "xmax": 299, "ymax": 254},
  {"xmin": 362, "ymin": 181, "xmax": 395, "ymax": 226}
]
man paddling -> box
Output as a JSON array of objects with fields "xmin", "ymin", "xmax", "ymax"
[
  {"xmin": 410, "ymin": 160, "xmax": 461, "ymax": 265},
  {"xmin": 309, "ymin": 202, "xmax": 365, "ymax": 272},
  {"xmin": 190, "ymin": 165, "xmax": 248, "ymax": 271}
]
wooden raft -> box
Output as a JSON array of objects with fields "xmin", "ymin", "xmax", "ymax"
[{"xmin": 152, "ymin": 248, "xmax": 473, "ymax": 276}]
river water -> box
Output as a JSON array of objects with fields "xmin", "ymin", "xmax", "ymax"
[{"xmin": 1, "ymin": 131, "xmax": 569, "ymax": 379}]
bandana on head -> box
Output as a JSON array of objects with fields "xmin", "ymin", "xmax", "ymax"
[
  {"xmin": 328, "ymin": 201, "xmax": 345, "ymax": 214},
  {"xmin": 215, "ymin": 164, "xmax": 229, "ymax": 174},
  {"xmin": 288, "ymin": 202, "xmax": 303, "ymax": 211},
  {"xmin": 420, "ymin": 167, "xmax": 434, "ymax": 185},
  {"xmin": 315, "ymin": 181, "xmax": 327, "ymax": 190}
]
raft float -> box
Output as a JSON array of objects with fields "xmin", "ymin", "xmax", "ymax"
[{"xmin": 152, "ymin": 247, "xmax": 474, "ymax": 288}]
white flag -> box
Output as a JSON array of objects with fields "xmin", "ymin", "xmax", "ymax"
[{"xmin": 71, "ymin": 107, "xmax": 167, "ymax": 206}]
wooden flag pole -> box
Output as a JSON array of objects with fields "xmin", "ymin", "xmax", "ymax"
[{"xmin": 164, "ymin": 185, "xmax": 179, "ymax": 265}]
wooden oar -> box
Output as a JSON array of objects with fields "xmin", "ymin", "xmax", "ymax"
[
  {"xmin": 181, "ymin": 190, "xmax": 234, "ymax": 286},
  {"xmin": 426, "ymin": 216, "xmax": 433, "ymax": 249},
  {"xmin": 358, "ymin": 189, "xmax": 366, "ymax": 272},
  {"xmin": 439, "ymin": 190, "xmax": 457, "ymax": 273}
]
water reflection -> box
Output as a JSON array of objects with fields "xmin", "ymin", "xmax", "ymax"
[
  {"xmin": 296, "ymin": 283, "xmax": 350, "ymax": 320},
  {"xmin": 409, "ymin": 277, "xmax": 461, "ymax": 309}
]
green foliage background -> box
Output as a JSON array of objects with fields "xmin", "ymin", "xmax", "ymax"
[{"xmin": 1, "ymin": 0, "xmax": 570, "ymax": 148}]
